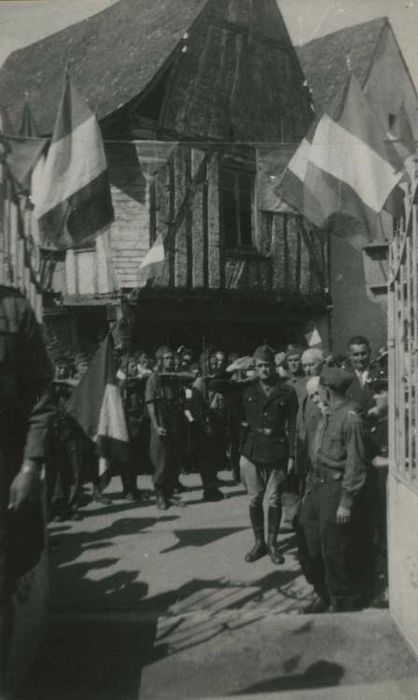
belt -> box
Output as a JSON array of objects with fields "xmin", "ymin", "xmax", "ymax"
[
  {"xmin": 254, "ymin": 428, "xmax": 285, "ymax": 438},
  {"xmin": 312, "ymin": 465, "xmax": 343, "ymax": 483}
]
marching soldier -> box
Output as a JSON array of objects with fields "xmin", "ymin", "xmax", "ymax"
[
  {"xmin": 0, "ymin": 287, "xmax": 53, "ymax": 698},
  {"xmin": 240, "ymin": 345, "xmax": 298, "ymax": 565},
  {"xmin": 185, "ymin": 384, "xmax": 225, "ymax": 502},
  {"xmin": 145, "ymin": 347, "xmax": 187, "ymax": 510},
  {"xmin": 299, "ymin": 366, "xmax": 368, "ymax": 613}
]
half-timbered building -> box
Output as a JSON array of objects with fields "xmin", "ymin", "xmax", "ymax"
[{"xmin": 0, "ymin": 0, "xmax": 329, "ymax": 356}]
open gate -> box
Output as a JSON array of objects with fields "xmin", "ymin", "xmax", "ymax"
[{"xmin": 387, "ymin": 178, "xmax": 418, "ymax": 654}]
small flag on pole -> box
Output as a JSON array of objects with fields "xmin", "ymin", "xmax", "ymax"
[
  {"xmin": 34, "ymin": 68, "xmax": 114, "ymax": 249},
  {"xmin": 67, "ymin": 334, "xmax": 130, "ymax": 471},
  {"xmin": 138, "ymin": 233, "xmax": 166, "ymax": 285}
]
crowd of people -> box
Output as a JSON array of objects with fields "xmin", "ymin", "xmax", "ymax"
[
  {"xmin": 46, "ymin": 334, "xmax": 389, "ymax": 613},
  {"xmin": 0, "ymin": 280, "xmax": 390, "ymax": 697}
]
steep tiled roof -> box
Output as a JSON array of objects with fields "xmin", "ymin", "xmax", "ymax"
[
  {"xmin": 0, "ymin": 0, "xmax": 209, "ymax": 134},
  {"xmin": 297, "ymin": 17, "xmax": 388, "ymax": 112}
]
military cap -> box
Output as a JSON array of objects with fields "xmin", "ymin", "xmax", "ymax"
[
  {"xmin": 253, "ymin": 345, "xmax": 275, "ymax": 363},
  {"xmin": 320, "ymin": 366, "xmax": 353, "ymax": 394},
  {"xmin": 285, "ymin": 344, "xmax": 304, "ymax": 359}
]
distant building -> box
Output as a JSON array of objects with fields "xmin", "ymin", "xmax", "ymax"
[
  {"xmin": 0, "ymin": 0, "xmax": 329, "ymax": 357},
  {"xmin": 298, "ymin": 17, "xmax": 418, "ymax": 353}
]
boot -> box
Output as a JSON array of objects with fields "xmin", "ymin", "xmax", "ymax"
[
  {"xmin": 245, "ymin": 505, "xmax": 267, "ymax": 562},
  {"xmin": 155, "ymin": 489, "xmax": 169, "ymax": 511},
  {"xmin": 300, "ymin": 593, "xmax": 330, "ymax": 614},
  {"xmin": 203, "ymin": 487, "xmax": 225, "ymax": 502},
  {"xmin": 267, "ymin": 506, "xmax": 284, "ymax": 565}
]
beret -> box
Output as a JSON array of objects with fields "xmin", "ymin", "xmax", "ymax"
[
  {"xmin": 253, "ymin": 345, "xmax": 275, "ymax": 363},
  {"xmin": 285, "ymin": 344, "xmax": 304, "ymax": 359},
  {"xmin": 320, "ymin": 366, "xmax": 353, "ymax": 393}
]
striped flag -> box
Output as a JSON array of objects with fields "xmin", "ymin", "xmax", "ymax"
[
  {"xmin": 67, "ymin": 334, "xmax": 130, "ymax": 471},
  {"xmin": 275, "ymin": 127, "xmax": 326, "ymax": 226},
  {"xmin": 278, "ymin": 74, "xmax": 404, "ymax": 243},
  {"xmin": 33, "ymin": 70, "xmax": 114, "ymax": 249},
  {"xmin": 138, "ymin": 234, "xmax": 166, "ymax": 285}
]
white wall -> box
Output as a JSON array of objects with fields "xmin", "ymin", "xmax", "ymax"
[{"xmin": 388, "ymin": 472, "xmax": 418, "ymax": 657}]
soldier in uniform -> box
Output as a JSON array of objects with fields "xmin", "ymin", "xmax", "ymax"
[
  {"xmin": 118, "ymin": 355, "xmax": 145, "ymax": 501},
  {"xmin": 0, "ymin": 287, "xmax": 53, "ymax": 698},
  {"xmin": 240, "ymin": 345, "xmax": 298, "ymax": 565},
  {"xmin": 299, "ymin": 366, "xmax": 368, "ymax": 613},
  {"xmin": 145, "ymin": 346, "xmax": 187, "ymax": 510}
]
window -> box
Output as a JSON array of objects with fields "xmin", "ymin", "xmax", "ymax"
[
  {"xmin": 388, "ymin": 113, "xmax": 396, "ymax": 130},
  {"xmin": 220, "ymin": 165, "xmax": 256, "ymax": 249}
]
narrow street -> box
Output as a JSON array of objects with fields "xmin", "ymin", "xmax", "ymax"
[{"xmin": 20, "ymin": 471, "xmax": 418, "ymax": 700}]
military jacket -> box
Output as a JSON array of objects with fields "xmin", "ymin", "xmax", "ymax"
[
  {"xmin": 0, "ymin": 286, "xmax": 52, "ymax": 473},
  {"xmin": 345, "ymin": 370, "xmax": 374, "ymax": 415},
  {"xmin": 145, "ymin": 372, "xmax": 186, "ymax": 436},
  {"xmin": 241, "ymin": 380, "xmax": 298, "ymax": 466},
  {"xmin": 311, "ymin": 400, "xmax": 367, "ymax": 509},
  {"xmin": 120, "ymin": 376, "xmax": 148, "ymax": 436}
]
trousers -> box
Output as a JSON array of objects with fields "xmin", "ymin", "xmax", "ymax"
[
  {"xmin": 299, "ymin": 477, "xmax": 364, "ymax": 609},
  {"xmin": 240, "ymin": 455, "xmax": 286, "ymax": 508},
  {"xmin": 150, "ymin": 431, "xmax": 184, "ymax": 496}
]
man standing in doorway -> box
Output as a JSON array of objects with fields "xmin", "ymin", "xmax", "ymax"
[{"xmin": 240, "ymin": 345, "xmax": 298, "ymax": 564}]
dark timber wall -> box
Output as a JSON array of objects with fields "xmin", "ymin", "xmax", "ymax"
[{"xmin": 131, "ymin": 0, "xmax": 312, "ymax": 142}]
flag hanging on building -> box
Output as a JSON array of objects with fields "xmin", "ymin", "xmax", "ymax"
[
  {"xmin": 33, "ymin": 69, "xmax": 114, "ymax": 249},
  {"xmin": 67, "ymin": 334, "xmax": 130, "ymax": 469},
  {"xmin": 138, "ymin": 234, "xmax": 166, "ymax": 285},
  {"xmin": 277, "ymin": 74, "xmax": 404, "ymax": 242},
  {"xmin": 274, "ymin": 125, "xmax": 326, "ymax": 227}
]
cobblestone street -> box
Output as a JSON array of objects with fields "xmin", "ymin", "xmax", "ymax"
[{"xmin": 20, "ymin": 471, "xmax": 418, "ymax": 700}]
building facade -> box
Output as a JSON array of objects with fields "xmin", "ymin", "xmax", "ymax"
[
  {"xmin": 298, "ymin": 17, "xmax": 418, "ymax": 354},
  {"xmin": 0, "ymin": 0, "xmax": 330, "ymax": 358}
]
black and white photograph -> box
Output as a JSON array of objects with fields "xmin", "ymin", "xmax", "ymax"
[{"xmin": 1, "ymin": 0, "xmax": 418, "ymax": 698}]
